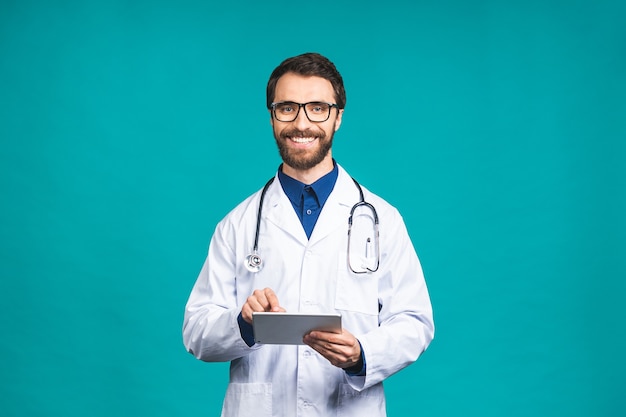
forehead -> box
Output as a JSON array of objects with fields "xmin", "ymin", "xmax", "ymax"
[{"xmin": 274, "ymin": 73, "xmax": 335, "ymax": 102}]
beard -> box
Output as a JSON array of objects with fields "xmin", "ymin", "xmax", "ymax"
[{"xmin": 274, "ymin": 127, "xmax": 334, "ymax": 171}]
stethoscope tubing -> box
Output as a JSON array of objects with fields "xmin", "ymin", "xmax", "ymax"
[{"xmin": 251, "ymin": 177, "xmax": 275, "ymax": 255}]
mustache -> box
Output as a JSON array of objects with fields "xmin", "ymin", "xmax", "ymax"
[{"xmin": 280, "ymin": 128, "xmax": 325, "ymax": 139}]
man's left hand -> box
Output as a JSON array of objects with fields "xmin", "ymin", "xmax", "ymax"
[{"xmin": 303, "ymin": 328, "xmax": 362, "ymax": 370}]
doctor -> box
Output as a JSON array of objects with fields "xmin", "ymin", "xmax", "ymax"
[{"xmin": 183, "ymin": 52, "xmax": 434, "ymax": 417}]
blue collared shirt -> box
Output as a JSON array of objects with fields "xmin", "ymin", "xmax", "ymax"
[{"xmin": 277, "ymin": 162, "xmax": 338, "ymax": 239}]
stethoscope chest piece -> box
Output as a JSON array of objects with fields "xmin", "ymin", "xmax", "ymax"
[{"xmin": 245, "ymin": 252, "xmax": 263, "ymax": 273}]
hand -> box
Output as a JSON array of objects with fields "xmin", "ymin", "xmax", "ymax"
[
  {"xmin": 303, "ymin": 328, "xmax": 362, "ymax": 369},
  {"xmin": 241, "ymin": 287, "xmax": 286, "ymax": 324}
]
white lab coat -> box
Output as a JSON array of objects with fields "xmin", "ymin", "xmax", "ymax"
[{"xmin": 183, "ymin": 165, "xmax": 434, "ymax": 417}]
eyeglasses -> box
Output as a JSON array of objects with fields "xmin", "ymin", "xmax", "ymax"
[{"xmin": 271, "ymin": 101, "xmax": 339, "ymax": 123}]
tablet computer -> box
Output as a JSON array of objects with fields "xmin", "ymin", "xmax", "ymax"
[{"xmin": 252, "ymin": 312, "xmax": 342, "ymax": 345}]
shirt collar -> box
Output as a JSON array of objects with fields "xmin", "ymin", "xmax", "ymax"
[{"xmin": 278, "ymin": 160, "xmax": 339, "ymax": 208}]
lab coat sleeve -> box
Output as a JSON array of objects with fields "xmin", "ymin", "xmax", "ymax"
[
  {"xmin": 182, "ymin": 219, "xmax": 260, "ymax": 362},
  {"xmin": 346, "ymin": 206, "xmax": 434, "ymax": 390}
]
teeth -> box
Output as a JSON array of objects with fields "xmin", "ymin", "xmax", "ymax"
[{"xmin": 291, "ymin": 137, "xmax": 315, "ymax": 143}]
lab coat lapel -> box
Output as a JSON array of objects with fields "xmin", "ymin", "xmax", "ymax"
[
  {"xmin": 264, "ymin": 176, "xmax": 309, "ymax": 245},
  {"xmin": 308, "ymin": 167, "xmax": 359, "ymax": 246}
]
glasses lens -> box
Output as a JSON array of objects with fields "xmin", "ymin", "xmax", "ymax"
[
  {"xmin": 274, "ymin": 102, "xmax": 299, "ymax": 122},
  {"xmin": 304, "ymin": 102, "xmax": 331, "ymax": 122}
]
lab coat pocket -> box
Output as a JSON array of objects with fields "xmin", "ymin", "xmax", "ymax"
[
  {"xmin": 221, "ymin": 383, "xmax": 272, "ymax": 417},
  {"xmin": 335, "ymin": 253, "xmax": 379, "ymax": 316},
  {"xmin": 337, "ymin": 383, "xmax": 385, "ymax": 416}
]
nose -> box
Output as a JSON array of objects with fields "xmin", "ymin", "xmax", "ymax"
[{"xmin": 293, "ymin": 106, "xmax": 312, "ymax": 130}]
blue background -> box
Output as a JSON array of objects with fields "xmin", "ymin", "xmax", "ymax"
[{"xmin": 1, "ymin": 1, "xmax": 624, "ymax": 416}]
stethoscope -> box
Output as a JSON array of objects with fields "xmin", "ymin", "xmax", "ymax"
[{"xmin": 245, "ymin": 177, "xmax": 380, "ymax": 274}]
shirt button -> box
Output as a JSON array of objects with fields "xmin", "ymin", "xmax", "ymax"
[{"xmin": 306, "ymin": 209, "xmax": 312, "ymax": 215}]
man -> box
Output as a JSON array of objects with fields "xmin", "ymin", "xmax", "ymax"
[{"xmin": 183, "ymin": 52, "xmax": 434, "ymax": 417}]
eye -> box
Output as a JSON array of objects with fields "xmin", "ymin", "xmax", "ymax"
[
  {"xmin": 308, "ymin": 103, "xmax": 329, "ymax": 114},
  {"xmin": 277, "ymin": 103, "xmax": 297, "ymax": 113}
]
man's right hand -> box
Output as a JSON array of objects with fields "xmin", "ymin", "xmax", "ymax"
[{"xmin": 241, "ymin": 287, "xmax": 285, "ymax": 324}]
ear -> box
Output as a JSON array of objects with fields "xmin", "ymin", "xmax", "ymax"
[
  {"xmin": 269, "ymin": 109, "xmax": 274, "ymax": 127},
  {"xmin": 334, "ymin": 109, "xmax": 344, "ymax": 132}
]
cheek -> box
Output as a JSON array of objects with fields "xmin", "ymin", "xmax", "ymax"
[{"xmin": 271, "ymin": 122, "xmax": 282, "ymax": 138}]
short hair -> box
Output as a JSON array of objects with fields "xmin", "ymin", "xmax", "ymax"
[{"xmin": 266, "ymin": 52, "xmax": 346, "ymax": 110}]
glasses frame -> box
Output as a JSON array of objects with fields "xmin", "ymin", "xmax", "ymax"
[{"xmin": 271, "ymin": 101, "xmax": 339, "ymax": 123}]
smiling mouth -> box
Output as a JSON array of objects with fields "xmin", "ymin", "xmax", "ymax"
[
  {"xmin": 282, "ymin": 128, "xmax": 324, "ymax": 145},
  {"xmin": 288, "ymin": 136, "xmax": 316, "ymax": 144}
]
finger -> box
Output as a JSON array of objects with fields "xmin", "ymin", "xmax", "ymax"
[
  {"xmin": 310, "ymin": 342, "xmax": 359, "ymax": 369},
  {"xmin": 304, "ymin": 334, "xmax": 340, "ymax": 354},
  {"xmin": 263, "ymin": 288, "xmax": 282, "ymax": 312},
  {"xmin": 250, "ymin": 288, "xmax": 269, "ymax": 308},
  {"xmin": 304, "ymin": 340, "xmax": 348, "ymax": 367},
  {"xmin": 241, "ymin": 304, "xmax": 254, "ymax": 324},
  {"xmin": 304, "ymin": 338, "xmax": 332, "ymax": 355},
  {"xmin": 307, "ymin": 331, "xmax": 348, "ymax": 346},
  {"xmin": 246, "ymin": 292, "xmax": 267, "ymax": 312}
]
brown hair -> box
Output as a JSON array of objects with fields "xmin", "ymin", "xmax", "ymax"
[{"xmin": 266, "ymin": 52, "xmax": 346, "ymax": 110}]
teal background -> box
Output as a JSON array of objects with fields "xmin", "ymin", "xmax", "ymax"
[{"xmin": 1, "ymin": 0, "xmax": 624, "ymax": 416}]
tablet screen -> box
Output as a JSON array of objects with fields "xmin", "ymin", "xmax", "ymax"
[{"xmin": 252, "ymin": 312, "xmax": 342, "ymax": 345}]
